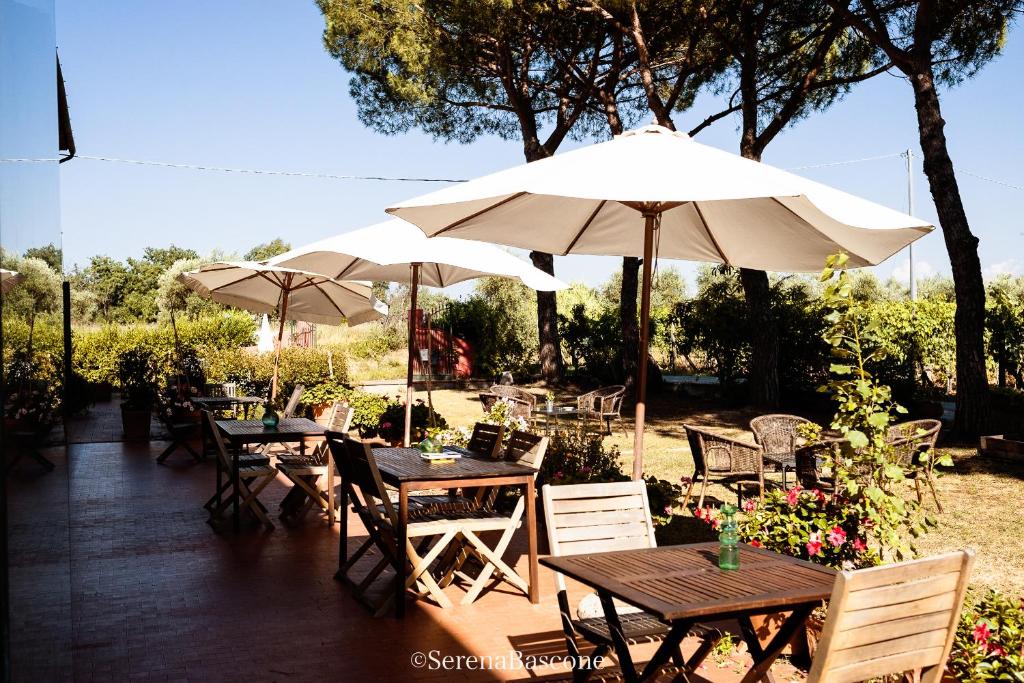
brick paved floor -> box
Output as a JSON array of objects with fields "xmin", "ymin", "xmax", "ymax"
[{"xmin": 6, "ymin": 413, "xmax": 804, "ymax": 683}]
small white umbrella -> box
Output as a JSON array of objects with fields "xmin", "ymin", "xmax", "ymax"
[
  {"xmin": 1, "ymin": 269, "xmax": 23, "ymax": 294},
  {"xmin": 388, "ymin": 124, "xmax": 933, "ymax": 478},
  {"xmin": 268, "ymin": 218, "xmax": 567, "ymax": 446},
  {"xmin": 256, "ymin": 314, "xmax": 275, "ymax": 353},
  {"xmin": 178, "ymin": 262, "xmax": 387, "ymax": 400}
]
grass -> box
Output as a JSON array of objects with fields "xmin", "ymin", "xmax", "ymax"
[{"xmin": 420, "ymin": 386, "xmax": 1024, "ymax": 596}]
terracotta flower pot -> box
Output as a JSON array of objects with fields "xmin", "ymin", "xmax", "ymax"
[{"xmin": 121, "ymin": 404, "xmax": 152, "ymax": 441}]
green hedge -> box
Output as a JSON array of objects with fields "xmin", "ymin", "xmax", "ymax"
[{"xmin": 202, "ymin": 345, "xmax": 349, "ymax": 409}]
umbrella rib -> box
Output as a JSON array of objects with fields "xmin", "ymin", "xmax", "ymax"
[
  {"xmin": 767, "ymin": 196, "xmax": 869, "ymax": 264},
  {"xmin": 429, "ymin": 192, "xmax": 528, "ymax": 237},
  {"xmin": 310, "ymin": 280, "xmax": 347, "ymax": 321},
  {"xmin": 435, "ymin": 262, "xmax": 445, "ymax": 288},
  {"xmin": 562, "ymin": 200, "xmax": 607, "ymax": 256},
  {"xmin": 335, "ymin": 258, "xmax": 360, "ymax": 281},
  {"xmin": 692, "ymin": 202, "xmax": 731, "ymax": 265},
  {"xmin": 211, "ymin": 270, "xmax": 264, "ymax": 292}
]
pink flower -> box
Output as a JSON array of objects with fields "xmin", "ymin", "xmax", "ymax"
[
  {"xmin": 663, "ymin": 506, "xmax": 672, "ymax": 515},
  {"xmin": 380, "ymin": 421, "xmax": 393, "ymax": 430},
  {"xmin": 742, "ymin": 499, "xmax": 757, "ymax": 512},
  {"xmin": 812, "ymin": 489, "xmax": 826, "ymax": 503},
  {"xmin": 749, "ymin": 539, "xmax": 761, "ymax": 548},
  {"xmin": 786, "ymin": 486, "xmax": 802, "ymax": 506},
  {"xmin": 973, "ymin": 622, "xmax": 991, "ymax": 645},
  {"xmin": 827, "ymin": 526, "xmax": 847, "ymax": 547},
  {"xmin": 680, "ymin": 476, "xmax": 692, "ymax": 485},
  {"xmin": 852, "ymin": 537, "xmax": 867, "ymax": 553},
  {"xmin": 806, "ymin": 531, "xmax": 823, "ymax": 557},
  {"xmin": 710, "ymin": 518, "xmax": 720, "ymax": 530},
  {"xmin": 989, "ymin": 645, "xmax": 1006, "ymax": 657}
]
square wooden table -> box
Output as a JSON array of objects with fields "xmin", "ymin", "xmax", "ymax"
[
  {"xmin": 541, "ymin": 542, "xmax": 836, "ymax": 683},
  {"xmin": 215, "ymin": 418, "xmax": 326, "ymax": 530},
  {"xmin": 334, "ymin": 446, "xmax": 540, "ymax": 617}
]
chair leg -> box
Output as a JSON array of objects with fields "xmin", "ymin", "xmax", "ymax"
[
  {"xmin": 405, "ymin": 531, "xmax": 457, "ymax": 609},
  {"xmin": 926, "ymin": 473, "xmax": 943, "ymax": 513},
  {"xmin": 913, "ymin": 477, "xmax": 923, "ymax": 505},
  {"xmin": 696, "ymin": 478, "xmax": 709, "ymax": 510},
  {"xmin": 459, "ymin": 528, "xmax": 528, "ymax": 604},
  {"xmin": 681, "ymin": 477, "xmax": 696, "ymax": 510}
]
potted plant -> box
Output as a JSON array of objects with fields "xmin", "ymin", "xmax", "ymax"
[
  {"xmin": 301, "ymin": 380, "xmax": 350, "ymax": 424},
  {"xmin": 118, "ymin": 347, "xmax": 158, "ymax": 441},
  {"xmin": 545, "ymin": 390, "xmax": 555, "ymax": 412}
]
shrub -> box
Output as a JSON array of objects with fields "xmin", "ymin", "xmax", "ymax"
[
  {"xmin": 537, "ymin": 427, "xmax": 628, "ymax": 487},
  {"xmin": 374, "ymin": 399, "xmax": 447, "ymax": 443},
  {"xmin": 118, "ymin": 347, "xmax": 159, "ymax": 409},
  {"xmin": 430, "ymin": 397, "xmax": 531, "ymax": 448},
  {"xmin": 949, "ymin": 590, "xmax": 1024, "ymax": 681},
  {"xmin": 201, "ymin": 345, "xmax": 348, "ymax": 408}
]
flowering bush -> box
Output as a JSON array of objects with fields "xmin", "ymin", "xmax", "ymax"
[
  {"xmin": 645, "ymin": 476, "xmax": 684, "ymax": 527},
  {"xmin": 429, "ymin": 397, "xmax": 530, "ymax": 448},
  {"xmin": 695, "ymin": 486, "xmax": 879, "ymax": 570},
  {"xmin": 374, "ymin": 398, "xmax": 447, "ymax": 443},
  {"xmin": 538, "ymin": 426, "xmax": 628, "ymax": 487},
  {"xmin": 949, "ymin": 590, "xmax": 1024, "ymax": 681}
]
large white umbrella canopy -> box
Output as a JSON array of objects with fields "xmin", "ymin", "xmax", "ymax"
[
  {"xmin": 0, "ymin": 269, "xmax": 22, "ymax": 294},
  {"xmin": 268, "ymin": 218, "xmax": 567, "ymax": 445},
  {"xmin": 178, "ymin": 262, "xmax": 387, "ymax": 399},
  {"xmin": 388, "ymin": 124, "xmax": 933, "ymax": 477}
]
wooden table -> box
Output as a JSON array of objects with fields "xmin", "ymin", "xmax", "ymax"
[
  {"xmin": 541, "ymin": 542, "xmax": 835, "ymax": 683},
  {"xmin": 215, "ymin": 418, "xmax": 326, "ymax": 530},
  {"xmin": 335, "ymin": 446, "xmax": 540, "ymax": 617},
  {"xmin": 192, "ymin": 395, "xmax": 264, "ymax": 417}
]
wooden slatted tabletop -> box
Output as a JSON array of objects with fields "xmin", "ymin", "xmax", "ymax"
[
  {"xmin": 372, "ymin": 447, "xmax": 537, "ymax": 483},
  {"xmin": 542, "ymin": 542, "xmax": 836, "ymax": 622},
  {"xmin": 216, "ymin": 418, "xmax": 325, "ymax": 444},
  {"xmin": 191, "ymin": 396, "xmax": 264, "ymax": 408}
]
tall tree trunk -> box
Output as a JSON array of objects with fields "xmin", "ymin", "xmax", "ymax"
[
  {"xmin": 739, "ymin": 268, "xmax": 779, "ymax": 406},
  {"xmin": 530, "ymin": 251, "xmax": 564, "ymax": 381},
  {"xmin": 620, "ymin": 256, "xmax": 640, "ymax": 393},
  {"xmin": 910, "ymin": 68, "xmax": 989, "ymax": 435},
  {"xmin": 522, "ymin": 138, "xmax": 564, "ymax": 382}
]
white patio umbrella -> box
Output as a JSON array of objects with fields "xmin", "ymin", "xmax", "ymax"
[
  {"xmin": 0, "ymin": 269, "xmax": 22, "ymax": 294},
  {"xmin": 267, "ymin": 218, "xmax": 566, "ymax": 446},
  {"xmin": 256, "ymin": 314, "xmax": 275, "ymax": 353},
  {"xmin": 178, "ymin": 262, "xmax": 387, "ymax": 400},
  {"xmin": 388, "ymin": 124, "xmax": 933, "ymax": 478}
]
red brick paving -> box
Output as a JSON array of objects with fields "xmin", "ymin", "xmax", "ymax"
[{"xmin": 6, "ymin": 408, "xmax": 801, "ymax": 682}]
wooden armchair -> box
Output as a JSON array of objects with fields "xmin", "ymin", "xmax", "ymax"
[
  {"xmin": 577, "ymin": 385, "xmax": 627, "ymax": 436},
  {"xmin": 682, "ymin": 424, "xmax": 764, "ymax": 509}
]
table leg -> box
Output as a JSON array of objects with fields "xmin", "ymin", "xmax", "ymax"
[
  {"xmin": 232, "ymin": 448, "xmax": 240, "ymax": 532},
  {"xmin": 598, "ymin": 590, "xmax": 639, "ymax": 683},
  {"xmin": 336, "ymin": 459, "xmax": 348, "ymax": 578},
  {"xmin": 737, "ymin": 605, "xmax": 814, "ymax": 683},
  {"xmin": 638, "ymin": 619, "xmax": 694, "ymax": 682},
  {"xmin": 327, "ymin": 449, "xmax": 336, "ymax": 526},
  {"xmin": 395, "ymin": 485, "xmax": 409, "ymax": 618},
  {"xmin": 526, "ymin": 477, "xmax": 538, "ymax": 604}
]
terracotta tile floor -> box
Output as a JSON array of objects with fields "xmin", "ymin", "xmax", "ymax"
[{"xmin": 6, "ymin": 407, "xmax": 803, "ymax": 682}]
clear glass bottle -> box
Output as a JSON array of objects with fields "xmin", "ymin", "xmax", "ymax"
[{"xmin": 719, "ymin": 504, "xmax": 740, "ymax": 570}]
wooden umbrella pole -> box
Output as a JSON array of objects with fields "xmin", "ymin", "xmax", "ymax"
[
  {"xmin": 404, "ymin": 263, "xmax": 421, "ymax": 447},
  {"xmin": 270, "ymin": 274, "xmax": 292, "ymax": 403},
  {"xmin": 632, "ymin": 212, "xmax": 658, "ymax": 481}
]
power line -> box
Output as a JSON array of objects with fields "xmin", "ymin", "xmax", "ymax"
[{"xmin": 787, "ymin": 152, "xmax": 904, "ymax": 170}]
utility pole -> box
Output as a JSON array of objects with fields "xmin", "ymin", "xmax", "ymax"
[{"xmin": 905, "ymin": 148, "xmax": 917, "ymax": 301}]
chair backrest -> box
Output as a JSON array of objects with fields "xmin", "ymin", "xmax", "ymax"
[
  {"xmin": 684, "ymin": 424, "xmax": 707, "ymax": 475},
  {"xmin": 328, "ymin": 403, "xmax": 354, "ymax": 434},
  {"xmin": 326, "ymin": 433, "xmax": 396, "ymax": 531},
  {"xmin": 282, "ymin": 385, "xmax": 304, "ymax": 418},
  {"xmin": 542, "ymin": 480, "xmax": 656, "ymax": 592},
  {"xmin": 504, "ymin": 430, "xmax": 548, "ymax": 470},
  {"xmin": 204, "ymin": 383, "xmax": 226, "ymax": 397},
  {"xmin": 489, "ymin": 384, "xmax": 537, "ymax": 409},
  {"xmin": 808, "ymin": 550, "xmax": 974, "ymax": 683},
  {"xmin": 750, "ymin": 414, "xmax": 812, "ymax": 455},
  {"xmin": 468, "ymin": 422, "xmax": 504, "ymax": 458},
  {"xmin": 887, "ymin": 419, "xmax": 942, "ymax": 467},
  {"xmin": 204, "ymin": 410, "xmax": 233, "ymax": 470}
]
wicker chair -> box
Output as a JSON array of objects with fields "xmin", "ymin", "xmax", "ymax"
[
  {"xmin": 682, "ymin": 424, "xmax": 765, "ymax": 509},
  {"xmin": 795, "ymin": 441, "xmax": 835, "ymax": 492},
  {"xmin": 888, "ymin": 419, "xmax": 943, "ymax": 512},
  {"xmin": 478, "ymin": 384, "xmax": 535, "ymax": 420},
  {"xmin": 750, "ymin": 414, "xmax": 813, "ymax": 488},
  {"xmin": 577, "ymin": 385, "xmax": 627, "ymax": 436}
]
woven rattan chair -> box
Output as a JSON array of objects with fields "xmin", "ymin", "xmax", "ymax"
[
  {"xmin": 543, "ymin": 481, "xmax": 722, "ymax": 682},
  {"xmin": 888, "ymin": 419, "xmax": 944, "ymax": 512},
  {"xmin": 683, "ymin": 424, "xmax": 765, "ymax": 509},
  {"xmin": 577, "ymin": 385, "xmax": 627, "ymax": 436},
  {"xmin": 751, "ymin": 414, "xmax": 813, "ymax": 488},
  {"xmin": 479, "ymin": 385, "xmax": 534, "ymax": 420}
]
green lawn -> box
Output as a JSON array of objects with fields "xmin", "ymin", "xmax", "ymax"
[{"xmin": 421, "ymin": 386, "xmax": 1024, "ymax": 596}]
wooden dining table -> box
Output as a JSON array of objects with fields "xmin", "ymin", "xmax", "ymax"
[
  {"xmin": 333, "ymin": 446, "xmax": 541, "ymax": 617},
  {"xmin": 541, "ymin": 542, "xmax": 836, "ymax": 683},
  {"xmin": 215, "ymin": 418, "xmax": 326, "ymax": 530}
]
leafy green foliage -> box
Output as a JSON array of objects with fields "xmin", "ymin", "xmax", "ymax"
[
  {"xmin": 816, "ymin": 252, "xmax": 937, "ymax": 561},
  {"xmin": 117, "ymin": 348, "xmax": 159, "ymax": 409},
  {"xmin": 373, "ymin": 400, "xmax": 447, "ymax": 444},
  {"xmin": 950, "ymin": 590, "xmax": 1024, "ymax": 681},
  {"xmin": 243, "ymin": 238, "xmax": 291, "ymax": 262},
  {"xmin": 538, "ymin": 427, "xmax": 628, "ymax": 488}
]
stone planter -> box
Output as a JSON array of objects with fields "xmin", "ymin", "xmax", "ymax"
[{"xmin": 121, "ymin": 404, "xmax": 152, "ymax": 441}]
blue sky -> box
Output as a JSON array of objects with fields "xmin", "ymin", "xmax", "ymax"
[{"xmin": 55, "ymin": 1, "xmax": 1023, "ymax": 292}]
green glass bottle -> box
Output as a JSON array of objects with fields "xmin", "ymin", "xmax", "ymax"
[
  {"xmin": 261, "ymin": 407, "xmax": 279, "ymax": 429},
  {"xmin": 719, "ymin": 504, "xmax": 740, "ymax": 571},
  {"xmin": 418, "ymin": 436, "xmax": 438, "ymax": 454}
]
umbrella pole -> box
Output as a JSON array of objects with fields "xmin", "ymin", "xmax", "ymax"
[
  {"xmin": 404, "ymin": 263, "xmax": 421, "ymax": 447},
  {"xmin": 271, "ymin": 276, "xmax": 292, "ymax": 403},
  {"xmin": 632, "ymin": 212, "xmax": 658, "ymax": 481}
]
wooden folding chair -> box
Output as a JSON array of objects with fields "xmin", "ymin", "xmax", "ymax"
[
  {"xmin": 155, "ymin": 397, "xmax": 202, "ymax": 464},
  {"xmin": 329, "ymin": 435, "xmax": 463, "ymax": 615},
  {"xmin": 277, "ymin": 403, "xmax": 353, "ymax": 523},
  {"xmin": 808, "ymin": 549, "xmax": 974, "ymax": 683},
  {"xmin": 408, "ymin": 422, "xmax": 506, "ymax": 517},
  {"xmin": 255, "ymin": 384, "xmax": 305, "ymax": 456},
  {"xmin": 439, "ymin": 431, "xmax": 547, "ymax": 605},
  {"xmin": 543, "ymin": 481, "xmax": 722, "ymax": 682},
  {"xmin": 205, "ymin": 411, "xmax": 277, "ymax": 530}
]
